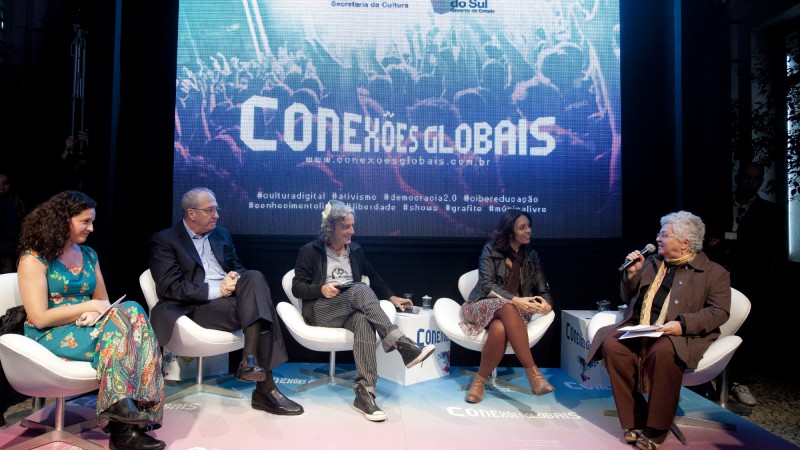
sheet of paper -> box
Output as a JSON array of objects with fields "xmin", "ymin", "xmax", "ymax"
[
  {"xmin": 618, "ymin": 324, "xmax": 662, "ymax": 332},
  {"xmin": 91, "ymin": 294, "xmax": 126, "ymax": 326},
  {"xmin": 619, "ymin": 324, "xmax": 664, "ymax": 340}
]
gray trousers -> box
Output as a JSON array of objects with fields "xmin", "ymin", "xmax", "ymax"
[{"xmin": 313, "ymin": 284, "xmax": 403, "ymax": 391}]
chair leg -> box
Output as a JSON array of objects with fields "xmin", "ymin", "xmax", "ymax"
[
  {"xmin": 164, "ymin": 356, "xmax": 244, "ymax": 403},
  {"xmin": 716, "ymin": 368, "xmax": 751, "ymax": 415},
  {"xmin": 295, "ymin": 351, "xmax": 356, "ymax": 393},
  {"xmin": 6, "ymin": 398, "xmax": 102, "ymax": 450}
]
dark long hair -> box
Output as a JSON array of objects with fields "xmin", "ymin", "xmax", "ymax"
[
  {"xmin": 488, "ymin": 209, "xmax": 532, "ymax": 254},
  {"xmin": 18, "ymin": 190, "xmax": 96, "ymax": 261}
]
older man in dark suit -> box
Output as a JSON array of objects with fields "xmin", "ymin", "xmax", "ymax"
[{"xmin": 148, "ymin": 187, "xmax": 303, "ymax": 415}]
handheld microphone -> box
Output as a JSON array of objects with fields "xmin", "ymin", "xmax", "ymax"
[{"xmin": 618, "ymin": 243, "xmax": 656, "ymax": 272}]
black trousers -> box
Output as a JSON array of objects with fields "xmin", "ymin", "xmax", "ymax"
[{"xmin": 191, "ymin": 270, "xmax": 288, "ymax": 371}]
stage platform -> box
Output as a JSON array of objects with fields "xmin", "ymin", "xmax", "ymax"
[{"xmin": 1, "ymin": 363, "xmax": 797, "ymax": 449}]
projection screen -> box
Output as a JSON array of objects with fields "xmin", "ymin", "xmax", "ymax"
[{"xmin": 173, "ymin": 0, "xmax": 621, "ymax": 238}]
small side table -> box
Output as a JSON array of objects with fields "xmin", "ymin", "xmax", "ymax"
[
  {"xmin": 377, "ymin": 309, "xmax": 451, "ymax": 385},
  {"xmin": 560, "ymin": 310, "xmax": 611, "ymax": 388}
]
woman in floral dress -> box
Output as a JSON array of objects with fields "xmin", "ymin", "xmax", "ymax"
[{"xmin": 17, "ymin": 190, "xmax": 165, "ymax": 450}]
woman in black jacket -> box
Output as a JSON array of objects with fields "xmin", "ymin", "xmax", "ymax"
[{"xmin": 461, "ymin": 209, "xmax": 555, "ymax": 403}]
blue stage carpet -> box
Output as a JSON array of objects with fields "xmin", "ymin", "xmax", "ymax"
[{"xmin": 1, "ymin": 363, "xmax": 797, "ymax": 449}]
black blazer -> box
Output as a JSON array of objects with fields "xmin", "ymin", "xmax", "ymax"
[
  {"xmin": 292, "ymin": 240, "xmax": 395, "ymax": 324},
  {"xmin": 147, "ymin": 221, "xmax": 246, "ymax": 347}
]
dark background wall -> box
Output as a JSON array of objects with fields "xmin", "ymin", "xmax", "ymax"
[{"xmin": 2, "ymin": 0, "xmax": 799, "ymax": 369}]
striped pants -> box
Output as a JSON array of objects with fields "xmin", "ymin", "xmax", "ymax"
[{"xmin": 313, "ymin": 284, "xmax": 403, "ymax": 391}]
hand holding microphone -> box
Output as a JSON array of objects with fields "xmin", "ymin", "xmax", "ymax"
[{"xmin": 618, "ymin": 243, "xmax": 656, "ymax": 272}]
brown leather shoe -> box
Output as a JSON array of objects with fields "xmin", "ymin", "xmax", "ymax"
[
  {"xmin": 465, "ymin": 373, "xmax": 488, "ymax": 403},
  {"xmin": 525, "ymin": 365, "xmax": 555, "ymax": 396}
]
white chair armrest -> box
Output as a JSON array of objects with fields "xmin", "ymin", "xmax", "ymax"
[
  {"xmin": 166, "ymin": 316, "xmax": 244, "ymax": 357},
  {"xmin": 525, "ymin": 310, "xmax": 556, "ymax": 345},
  {"xmin": 0, "ymin": 333, "xmax": 97, "ymax": 398},
  {"xmin": 587, "ymin": 311, "xmax": 624, "ymax": 342},
  {"xmin": 379, "ymin": 300, "xmax": 397, "ymax": 323},
  {"xmin": 683, "ymin": 335, "xmax": 742, "ymax": 386},
  {"xmin": 276, "ymin": 301, "xmax": 354, "ymax": 350}
]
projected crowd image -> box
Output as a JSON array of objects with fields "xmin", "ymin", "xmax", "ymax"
[{"xmin": 174, "ymin": 0, "xmax": 620, "ymax": 238}]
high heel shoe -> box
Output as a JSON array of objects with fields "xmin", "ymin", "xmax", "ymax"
[
  {"xmin": 525, "ymin": 365, "xmax": 555, "ymax": 396},
  {"xmin": 465, "ymin": 373, "xmax": 488, "ymax": 403}
]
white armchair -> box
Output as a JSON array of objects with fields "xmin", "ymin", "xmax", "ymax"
[
  {"xmin": 433, "ymin": 269, "xmax": 556, "ymax": 395},
  {"xmin": 139, "ymin": 269, "xmax": 244, "ymax": 403},
  {"xmin": 587, "ymin": 287, "xmax": 751, "ymax": 445},
  {"xmin": 276, "ymin": 269, "xmax": 396, "ymax": 393},
  {"xmin": 0, "ymin": 272, "xmax": 102, "ymax": 450}
]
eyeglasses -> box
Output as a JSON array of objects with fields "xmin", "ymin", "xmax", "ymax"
[
  {"xmin": 655, "ymin": 231, "xmax": 676, "ymax": 240},
  {"xmin": 191, "ymin": 207, "xmax": 221, "ymax": 215}
]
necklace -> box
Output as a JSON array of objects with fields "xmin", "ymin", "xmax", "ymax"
[{"xmin": 59, "ymin": 245, "xmax": 83, "ymax": 273}]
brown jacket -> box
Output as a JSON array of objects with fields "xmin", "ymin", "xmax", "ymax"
[{"xmin": 586, "ymin": 251, "xmax": 730, "ymax": 370}]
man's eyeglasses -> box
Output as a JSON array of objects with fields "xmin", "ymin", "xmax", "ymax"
[
  {"xmin": 191, "ymin": 207, "xmax": 221, "ymax": 215},
  {"xmin": 655, "ymin": 231, "xmax": 676, "ymax": 240}
]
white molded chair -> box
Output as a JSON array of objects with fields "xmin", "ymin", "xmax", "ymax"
[
  {"xmin": 0, "ymin": 273, "xmax": 102, "ymax": 450},
  {"xmin": 433, "ymin": 269, "xmax": 556, "ymax": 395},
  {"xmin": 276, "ymin": 269, "xmax": 396, "ymax": 393},
  {"xmin": 139, "ymin": 269, "xmax": 244, "ymax": 403},
  {"xmin": 587, "ymin": 287, "xmax": 751, "ymax": 445}
]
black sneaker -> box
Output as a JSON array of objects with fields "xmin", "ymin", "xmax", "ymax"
[
  {"xmin": 352, "ymin": 384, "xmax": 386, "ymax": 422},
  {"xmin": 395, "ymin": 336, "xmax": 435, "ymax": 368}
]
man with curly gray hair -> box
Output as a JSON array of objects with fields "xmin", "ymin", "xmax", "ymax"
[{"xmin": 291, "ymin": 200, "xmax": 434, "ymax": 422}]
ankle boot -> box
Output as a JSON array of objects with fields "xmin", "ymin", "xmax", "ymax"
[
  {"xmin": 98, "ymin": 398, "xmax": 150, "ymax": 425},
  {"xmin": 525, "ymin": 365, "xmax": 555, "ymax": 396},
  {"xmin": 108, "ymin": 422, "xmax": 166, "ymax": 450},
  {"xmin": 465, "ymin": 373, "xmax": 488, "ymax": 403}
]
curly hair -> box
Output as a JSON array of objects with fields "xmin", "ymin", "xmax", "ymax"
[
  {"xmin": 318, "ymin": 200, "xmax": 354, "ymax": 244},
  {"xmin": 17, "ymin": 191, "xmax": 97, "ymax": 261},
  {"xmin": 488, "ymin": 209, "xmax": 532, "ymax": 254},
  {"xmin": 661, "ymin": 210, "xmax": 706, "ymax": 254}
]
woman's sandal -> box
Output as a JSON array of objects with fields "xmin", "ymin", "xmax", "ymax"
[
  {"xmin": 624, "ymin": 429, "xmax": 643, "ymax": 444},
  {"xmin": 635, "ymin": 435, "xmax": 662, "ymax": 450}
]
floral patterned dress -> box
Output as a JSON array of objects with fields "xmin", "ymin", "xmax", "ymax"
[{"xmin": 22, "ymin": 245, "xmax": 164, "ymax": 427}]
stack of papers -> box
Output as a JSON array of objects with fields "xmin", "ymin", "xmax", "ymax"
[{"xmin": 618, "ymin": 324, "xmax": 663, "ymax": 339}]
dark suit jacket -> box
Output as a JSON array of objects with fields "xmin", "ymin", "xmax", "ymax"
[{"xmin": 148, "ymin": 221, "xmax": 246, "ymax": 347}]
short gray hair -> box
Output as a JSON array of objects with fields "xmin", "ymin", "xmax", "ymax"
[
  {"xmin": 319, "ymin": 200, "xmax": 354, "ymax": 244},
  {"xmin": 661, "ymin": 210, "xmax": 705, "ymax": 254},
  {"xmin": 181, "ymin": 187, "xmax": 215, "ymax": 217}
]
